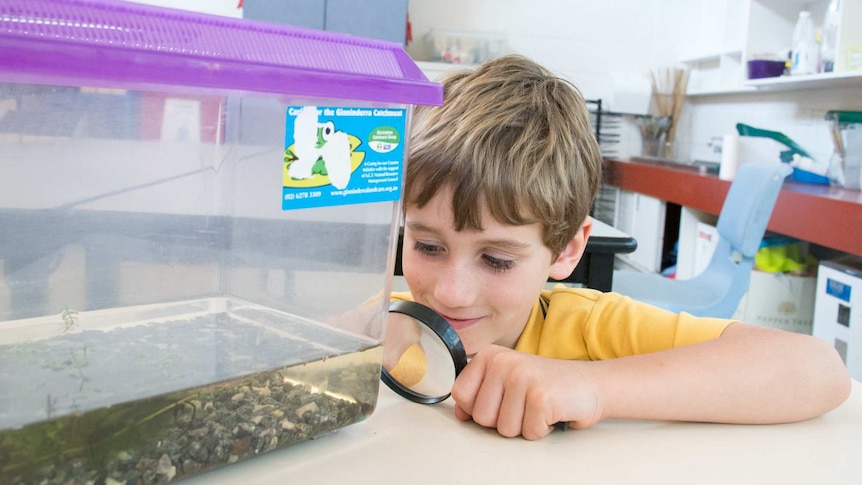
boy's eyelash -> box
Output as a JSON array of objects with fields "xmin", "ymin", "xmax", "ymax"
[
  {"xmin": 412, "ymin": 241, "xmax": 515, "ymax": 272},
  {"xmin": 413, "ymin": 241, "xmax": 443, "ymax": 256},
  {"xmin": 482, "ymin": 255, "xmax": 515, "ymax": 272}
]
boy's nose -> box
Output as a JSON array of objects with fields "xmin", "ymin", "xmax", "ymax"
[{"xmin": 432, "ymin": 260, "xmax": 478, "ymax": 309}]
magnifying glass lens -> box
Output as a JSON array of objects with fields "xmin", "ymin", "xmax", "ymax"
[{"xmin": 382, "ymin": 301, "xmax": 467, "ymax": 404}]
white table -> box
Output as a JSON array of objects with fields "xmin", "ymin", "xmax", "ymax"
[
  {"xmin": 556, "ymin": 217, "xmax": 637, "ymax": 290},
  {"xmin": 186, "ymin": 380, "xmax": 862, "ymax": 485}
]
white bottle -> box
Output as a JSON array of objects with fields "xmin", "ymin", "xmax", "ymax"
[
  {"xmin": 791, "ymin": 11, "xmax": 819, "ymax": 76},
  {"xmin": 821, "ymin": 0, "xmax": 841, "ymax": 73}
]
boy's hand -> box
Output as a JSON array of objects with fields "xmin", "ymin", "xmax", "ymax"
[{"xmin": 451, "ymin": 345, "xmax": 603, "ymax": 440}]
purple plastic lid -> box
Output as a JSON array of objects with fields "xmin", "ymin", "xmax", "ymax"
[{"xmin": 0, "ymin": 0, "xmax": 443, "ymax": 106}]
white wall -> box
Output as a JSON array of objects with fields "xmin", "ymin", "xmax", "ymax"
[
  {"xmin": 124, "ymin": 0, "xmax": 242, "ymax": 18},
  {"xmin": 121, "ymin": 0, "xmax": 859, "ymax": 165},
  {"xmin": 408, "ymin": 0, "xmax": 669, "ymax": 108},
  {"xmin": 407, "ymin": 0, "xmax": 860, "ymax": 165},
  {"xmin": 680, "ymin": 87, "xmax": 862, "ymax": 165}
]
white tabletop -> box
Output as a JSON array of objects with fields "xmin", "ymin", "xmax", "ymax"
[{"xmin": 186, "ymin": 380, "xmax": 862, "ymax": 485}]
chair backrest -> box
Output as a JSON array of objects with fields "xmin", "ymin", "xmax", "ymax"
[
  {"xmin": 691, "ymin": 162, "xmax": 792, "ymax": 317},
  {"xmin": 716, "ymin": 163, "xmax": 793, "ymax": 259}
]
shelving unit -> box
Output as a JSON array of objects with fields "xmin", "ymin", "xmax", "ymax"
[
  {"xmin": 677, "ymin": 0, "xmax": 750, "ymax": 95},
  {"xmin": 682, "ymin": 50, "xmax": 755, "ymax": 96},
  {"xmin": 680, "ymin": 0, "xmax": 862, "ymax": 96}
]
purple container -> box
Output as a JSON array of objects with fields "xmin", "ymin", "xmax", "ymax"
[
  {"xmin": 747, "ymin": 60, "xmax": 787, "ymax": 80},
  {"xmin": 0, "ymin": 0, "xmax": 443, "ymax": 105}
]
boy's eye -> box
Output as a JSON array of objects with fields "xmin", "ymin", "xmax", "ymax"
[
  {"xmin": 413, "ymin": 241, "xmax": 443, "ymax": 256},
  {"xmin": 482, "ymin": 254, "xmax": 515, "ymax": 272},
  {"xmin": 412, "ymin": 240, "xmax": 515, "ymax": 272}
]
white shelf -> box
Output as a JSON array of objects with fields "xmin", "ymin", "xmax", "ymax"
[
  {"xmin": 687, "ymin": 86, "xmax": 759, "ymax": 97},
  {"xmin": 744, "ymin": 70, "xmax": 862, "ymax": 90},
  {"xmin": 688, "ymin": 71, "xmax": 862, "ymax": 95}
]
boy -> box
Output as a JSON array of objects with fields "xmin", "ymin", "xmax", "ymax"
[{"xmin": 390, "ymin": 54, "xmax": 850, "ymax": 440}]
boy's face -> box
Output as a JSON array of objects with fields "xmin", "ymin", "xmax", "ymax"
[{"xmin": 401, "ymin": 188, "xmax": 588, "ymax": 356}]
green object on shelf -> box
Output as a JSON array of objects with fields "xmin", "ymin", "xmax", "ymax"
[
  {"xmin": 755, "ymin": 237, "xmax": 817, "ymax": 274},
  {"xmin": 736, "ymin": 122, "xmax": 832, "ymax": 185},
  {"xmin": 825, "ymin": 110, "xmax": 862, "ymax": 125},
  {"xmin": 736, "ymin": 122, "xmax": 812, "ymax": 163}
]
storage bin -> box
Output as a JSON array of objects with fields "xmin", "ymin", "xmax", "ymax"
[{"xmin": 424, "ymin": 29, "xmax": 508, "ymax": 64}]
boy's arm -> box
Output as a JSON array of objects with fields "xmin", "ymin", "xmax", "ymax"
[
  {"xmin": 588, "ymin": 323, "xmax": 850, "ymax": 423},
  {"xmin": 451, "ymin": 323, "xmax": 851, "ymax": 440}
]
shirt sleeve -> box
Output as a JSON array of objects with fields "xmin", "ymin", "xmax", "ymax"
[
  {"xmin": 390, "ymin": 291, "xmax": 414, "ymax": 303},
  {"xmin": 518, "ymin": 287, "xmax": 733, "ymax": 361}
]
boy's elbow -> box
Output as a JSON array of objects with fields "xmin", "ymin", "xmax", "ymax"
[
  {"xmin": 825, "ymin": 359, "xmax": 852, "ymax": 411},
  {"xmin": 808, "ymin": 337, "xmax": 852, "ymax": 415}
]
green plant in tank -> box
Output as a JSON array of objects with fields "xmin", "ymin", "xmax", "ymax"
[{"xmin": 60, "ymin": 307, "xmax": 79, "ymax": 334}]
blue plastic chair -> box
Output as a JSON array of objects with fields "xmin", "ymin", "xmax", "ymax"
[{"xmin": 611, "ymin": 162, "xmax": 793, "ymax": 318}]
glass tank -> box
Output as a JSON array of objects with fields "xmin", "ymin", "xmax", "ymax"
[{"xmin": 0, "ymin": 1, "xmax": 442, "ymax": 483}]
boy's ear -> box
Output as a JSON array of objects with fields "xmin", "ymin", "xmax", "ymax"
[{"xmin": 548, "ymin": 217, "xmax": 593, "ymax": 280}]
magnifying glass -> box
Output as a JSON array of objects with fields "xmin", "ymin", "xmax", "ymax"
[
  {"xmin": 381, "ymin": 300, "xmax": 467, "ymax": 404},
  {"xmin": 380, "ymin": 301, "xmax": 570, "ymax": 432}
]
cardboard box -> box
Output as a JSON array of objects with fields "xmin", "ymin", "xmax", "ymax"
[
  {"xmin": 813, "ymin": 258, "xmax": 862, "ymax": 381},
  {"xmin": 693, "ymin": 221, "xmax": 719, "ymax": 276},
  {"xmin": 732, "ymin": 270, "xmax": 816, "ymax": 335}
]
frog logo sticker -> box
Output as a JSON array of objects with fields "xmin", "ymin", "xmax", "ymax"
[
  {"xmin": 281, "ymin": 105, "xmax": 405, "ymax": 211},
  {"xmin": 284, "ymin": 106, "xmax": 364, "ymax": 190},
  {"xmin": 368, "ymin": 126, "xmax": 401, "ymax": 154}
]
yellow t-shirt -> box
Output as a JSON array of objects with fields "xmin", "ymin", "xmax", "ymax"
[{"xmin": 391, "ymin": 286, "xmax": 734, "ymax": 360}]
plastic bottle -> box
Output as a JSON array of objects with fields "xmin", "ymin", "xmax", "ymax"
[
  {"xmin": 790, "ymin": 11, "xmax": 819, "ymax": 76},
  {"xmin": 821, "ymin": 0, "xmax": 841, "ymax": 73}
]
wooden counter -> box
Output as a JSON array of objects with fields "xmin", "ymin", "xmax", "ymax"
[{"xmin": 603, "ymin": 158, "xmax": 862, "ymax": 257}]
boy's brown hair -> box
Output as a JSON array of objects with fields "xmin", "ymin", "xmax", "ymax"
[{"xmin": 404, "ymin": 54, "xmax": 603, "ymax": 258}]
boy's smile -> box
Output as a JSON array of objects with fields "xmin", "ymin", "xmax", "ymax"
[{"xmin": 401, "ymin": 188, "xmax": 588, "ymax": 355}]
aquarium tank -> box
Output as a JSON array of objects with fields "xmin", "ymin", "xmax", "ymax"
[{"xmin": 0, "ymin": 0, "xmax": 442, "ymax": 483}]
